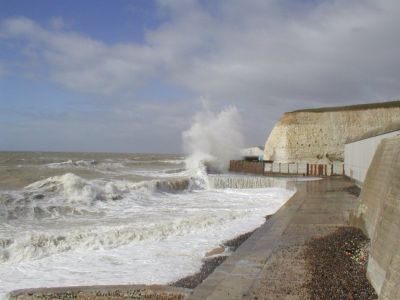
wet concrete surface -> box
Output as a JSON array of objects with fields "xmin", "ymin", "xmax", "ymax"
[{"xmin": 188, "ymin": 177, "xmax": 361, "ymax": 299}]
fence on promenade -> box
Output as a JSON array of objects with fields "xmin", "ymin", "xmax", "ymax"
[
  {"xmin": 229, "ymin": 160, "xmax": 265, "ymax": 175},
  {"xmin": 229, "ymin": 160, "xmax": 344, "ymax": 177}
]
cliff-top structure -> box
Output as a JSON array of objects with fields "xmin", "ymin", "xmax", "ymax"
[{"xmin": 264, "ymin": 101, "xmax": 400, "ymax": 163}]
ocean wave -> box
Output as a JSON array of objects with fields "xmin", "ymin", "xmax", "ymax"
[
  {"xmin": 0, "ymin": 170, "xmax": 291, "ymax": 223},
  {"xmin": 25, "ymin": 173, "xmax": 127, "ymax": 205},
  {"xmin": 44, "ymin": 159, "xmax": 185, "ymax": 179},
  {"xmin": 128, "ymin": 168, "xmax": 188, "ymax": 179},
  {"xmin": 127, "ymin": 159, "xmax": 184, "ymax": 164},
  {"xmin": 47, "ymin": 160, "xmax": 97, "ymax": 168},
  {"xmin": 44, "ymin": 160, "xmax": 129, "ymax": 175},
  {"xmin": 25, "ymin": 173, "xmax": 190, "ymax": 199},
  {"xmin": 0, "ymin": 211, "xmax": 245, "ymax": 264},
  {"xmin": 0, "ymin": 173, "xmax": 193, "ymax": 221},
  {"xmin": 159, "ymin": 159, "xmax": 185, "ymax": 164}
]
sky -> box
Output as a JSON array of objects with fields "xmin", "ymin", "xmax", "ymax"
[{"xmin": 0, "ymin": 0, "xmax": 399, "ymax": 153}]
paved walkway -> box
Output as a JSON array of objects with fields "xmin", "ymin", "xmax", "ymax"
[{"xmin": 188, "ymin": 177, "xmax": 359, "ymax": 299}]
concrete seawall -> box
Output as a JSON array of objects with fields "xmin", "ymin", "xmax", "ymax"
[
  {"xmin": 351, "ymin": 136, "xmax": 400, "ymax": 298},
  {"xmin": 344, "ymin": 123, "xmax": 400, "ymax": 185}
]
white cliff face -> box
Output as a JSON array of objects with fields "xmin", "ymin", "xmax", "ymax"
[{"xmin": 264, "ymin": 106, "xmax": 400, "ymax": 163}]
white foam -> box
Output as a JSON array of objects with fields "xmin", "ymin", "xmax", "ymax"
[
  {"xmin": 0, "ymin": 184, "xmax": 294, "ymax": 297},
  {"xmin": 128, "ymin": 168, "xmax": 188, "ymax": 179},
  {"xmin": 183, "ymin": 106, "xmax": 244, "ymax": 173},
  {"xmin": 45, "ymin": 160, "xmax": 129, "ymax": 176}
]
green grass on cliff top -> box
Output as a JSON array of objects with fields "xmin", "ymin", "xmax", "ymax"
[{"xmin": 290, "ymin": 100, "xmax": 400, "ymax": 113}]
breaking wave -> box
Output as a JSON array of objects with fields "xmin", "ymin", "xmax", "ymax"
[
  {"xmin": 2, "ymin": 172, "xmax": 286, "ymax": 222},
  {"xmin": 0, "ymin": 151, "xmax": 297, "ymax": 297},
  {"xmin": 182, "ymin": 106, "xmax": 244, "ymax": 173},
  {"xmin": 0, "ymin": 169, "xmax": 296, "ymax": 264},
  {"xmin": 46, "ymin": 159, "xmax": 184, "ymax": 170},
  {"xmin": 0, "ymin": 210, "xmax": 247, "ymax": 264},
  {"xmin": 47, "ymin": 160, "xmax": 99, "ymax": 168},
  {"xmin": 0, "ymin": 171, "xmax": 296, "ymax": 266},
  {"xmin": 0, "ymin": 173, "xmax": 194, "ymax": 221}
]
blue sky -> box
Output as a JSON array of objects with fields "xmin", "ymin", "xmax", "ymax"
[
  {"xmin": 0, "ymin": 0, "xmax": 161, "ymax": 43},
  {"xmin": 1, "ymin": 0, "xmax": 400, "ymax": 153}
]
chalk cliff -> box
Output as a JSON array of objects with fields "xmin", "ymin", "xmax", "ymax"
[{"xmin": 264, "ymin": 101, "xmax": 400, "ymax": 163}]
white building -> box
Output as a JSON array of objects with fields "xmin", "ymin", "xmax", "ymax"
[{"xmin": 240, "ymin": 146, "xmax": 264, "ymax": 161}]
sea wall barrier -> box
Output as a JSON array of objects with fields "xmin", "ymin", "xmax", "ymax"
[
  {"xmin": 229, "ymin": 160, "xmax": 344, "ymax": 177},
  {"xmin": 208, "ymin": 174, "xmax": 294, "ymax": 190},
  {"xmin": 344, "ymin": 125, "xmax": 400, "ymax": 185},
  {"xmin": 351, "ymin": 136, "xmax": 400, "ymax": 298}
]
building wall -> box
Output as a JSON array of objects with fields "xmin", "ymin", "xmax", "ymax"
[
  {"xmin": 352, "ymin": 136, "xmax": 400, "ymax": 298},
  {"xmin": 240, "ymin": 147, "xmax": 264, "ymax": 157},
  {"xmin": 344, "ymin": 130, "xmax": 400, "ymax": 184}
]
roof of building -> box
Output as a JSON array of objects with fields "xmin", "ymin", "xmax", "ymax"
[
  {"xmin": 345, "ymin": 121, "xmax": 400, "ymax": 144},
  {"xmin": 240, "ymin": 146, "xmax": 264, "ymax": 157}
]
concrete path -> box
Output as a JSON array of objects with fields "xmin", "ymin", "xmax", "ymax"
[{"xmin": 188, "ymin": 177, "xmax": 359, "ymax": 299}]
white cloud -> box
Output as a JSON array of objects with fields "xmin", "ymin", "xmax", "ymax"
[
  {"xmin": 1, "ymin": 0, "xmax": 400, "ymax": 150},
  {"xmin": 1, "ymin": 17, "xmax": 160, "ymax": 95},
  {"xmin": 154, "ymin": 0, "xmax": 400, "ymax": 106},
  {"xmin": 48, "ymin": 17, "xmax": 65, "ymax": 30},
  {"xmin": 2, "ymin": 1, "xmax": 400, "ymax": 104}
]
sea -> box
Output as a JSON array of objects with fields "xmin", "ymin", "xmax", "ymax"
[{"xmin": 0, "ymin": 151, "xmax": 294, "ymax": 298}]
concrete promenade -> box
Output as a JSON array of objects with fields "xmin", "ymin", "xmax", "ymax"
[{"xmin": 188, "ymin": 177, "xmax": 359, "ymax": 299}]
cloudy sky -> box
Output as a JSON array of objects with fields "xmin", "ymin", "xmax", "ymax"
[{"xmin": 1, "ymin": 0, "xmax": 399, "ymax": 153}]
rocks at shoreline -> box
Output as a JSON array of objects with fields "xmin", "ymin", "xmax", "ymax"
[
  {"xmin": 171, "ymin": 256, "xmax": 228, "ymax": 289},
  {"xmin": 8, "ymin": 285, "xmax": 190, "ymax": 300},
  {"xmin": 223, "ymin": 230, "xmax": 255, "ymax": 252},
  {"xmin": 171, "ymin": 217, "xmax": 269, "ymax": 290},
  {"xmin": 304, "ymin": 227, "xmax": 377, "ymax": 299},
  {"xmin": 343, "ymin": 185, "xmax": 361, "ymax": 197}
]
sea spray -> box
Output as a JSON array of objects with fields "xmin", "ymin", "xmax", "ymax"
[{"xmin": 182, "ymin": 106, "xmax": 244, "ymax": 175}]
